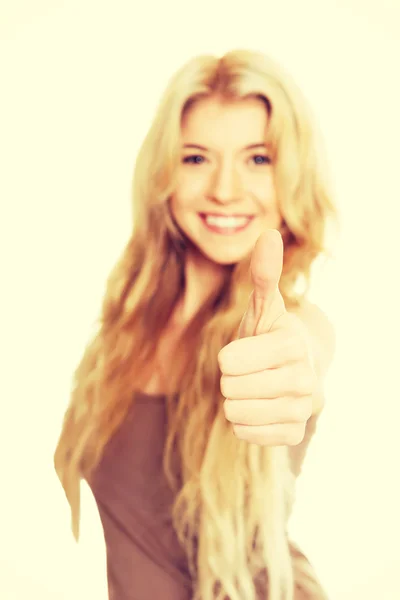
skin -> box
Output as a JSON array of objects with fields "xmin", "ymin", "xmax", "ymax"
[
  {"xmin": 170, "ymin": 95, "xmax": 282, "ymax": 324},
  {"xmin": 220, "ymin": 230, "xmax": 317, "ymax": 446},
  {"xmin": 168, "ymin": 95, "xmax": 335, "ymax": 446}
]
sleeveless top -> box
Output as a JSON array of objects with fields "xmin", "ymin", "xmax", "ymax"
[{"xmin": 86, "ymin": 390, "xmax": 328, "ymax": 600}]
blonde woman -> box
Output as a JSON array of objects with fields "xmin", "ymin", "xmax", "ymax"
[{"xmin": 54, "ymin": 49, "xmax": 337, "ymax": 600}]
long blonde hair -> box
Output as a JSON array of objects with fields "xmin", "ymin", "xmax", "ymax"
[{"xmin": 54, "ymin": 49, "xmax": 337, "ymax": 600}]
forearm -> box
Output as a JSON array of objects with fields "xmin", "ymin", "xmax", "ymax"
[{"xmin": 288, "ymin": 411, "xmax": 319, "ymax": 478}]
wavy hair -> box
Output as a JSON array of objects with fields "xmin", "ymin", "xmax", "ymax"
[{"xmin": 54, "ymin": 49, "xmax": 337, "ymax": 600}]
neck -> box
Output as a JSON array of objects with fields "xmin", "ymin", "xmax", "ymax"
[{"xmin": 172, "ymin": 249, "xmax": 227, "ymax": 327}]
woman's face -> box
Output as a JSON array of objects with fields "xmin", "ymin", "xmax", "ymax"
[{"xmin": 170, "ymin": 95, "xmax": 283, "ymax": 265}]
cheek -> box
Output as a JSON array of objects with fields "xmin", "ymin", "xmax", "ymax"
[
  {"xmin": 250, "ymin": 175, "xmax": 277, "ymax": 209},
  {"xmin": 169, "ymin": 188, "xmax": 198, "ymax": 224},
  {"xmin": 249, "ymin": 176, "xmax": 282, "ymax": 227},
  {"xmin": 175, "ymin": 170, "xmax": 208, "ymax": 204}
]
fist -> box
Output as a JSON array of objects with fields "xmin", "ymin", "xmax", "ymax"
[{"xmin": 218, "ymin": 230, "xmax": 316, "ymax": 446}]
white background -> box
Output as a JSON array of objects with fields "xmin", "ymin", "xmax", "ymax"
[{"xmin": 1, "ymin": 1, "xmax": 399, "ymax": 598}]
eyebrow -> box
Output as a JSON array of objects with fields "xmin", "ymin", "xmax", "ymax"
[{"xmin": 182, "ymin": 143, "xmax": 268, "ymax": 151}]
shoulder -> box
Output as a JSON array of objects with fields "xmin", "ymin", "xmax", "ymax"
[{"xmin": 291, "ymin": 299, "xmax": 336, "ymax": 380}]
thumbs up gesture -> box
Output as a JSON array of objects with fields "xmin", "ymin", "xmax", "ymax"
[{"xmin": 218, "ymin": 230, "xmax": 317, "ymax": 446}]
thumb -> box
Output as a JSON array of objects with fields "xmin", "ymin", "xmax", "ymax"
[{"xmin": 238, "ymin": 229, "xmax": 286, "ymax": 339}]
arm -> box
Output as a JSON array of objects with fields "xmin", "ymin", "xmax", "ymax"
[{"xmin": 288, "ymin": 301, "xmax": 336, "ymax": 477}]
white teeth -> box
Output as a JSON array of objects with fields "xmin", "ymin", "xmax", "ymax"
[{"xmin": 204, "ymin": 215, "xmax": 250, "ymax": 228}]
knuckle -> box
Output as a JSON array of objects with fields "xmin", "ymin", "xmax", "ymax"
[
  {"xmin": 303, "ymin": 397, "xmax": 314, "ymax": 420},
  {"xmin": 295, "ymin": 367, "xmax": 315, "ymax": 395},
  {"xmin": 291, "ymin": 399, "xmax": 312, "ymax": 423},
  {"xmin": 292, "ymin": 371, "xmax": 305, "ymax": 394},
  {"xmin": 287, "ymin": 425, "xmax": 306, "ymax": 446},
  {"xmin": 305, "ymin": 369, "xmax": 317, "ymax": 394}
]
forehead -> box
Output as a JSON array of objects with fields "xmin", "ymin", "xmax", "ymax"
[{"xmin": 181, "ymin": 96, "xmax": 269, "ymax": 149}]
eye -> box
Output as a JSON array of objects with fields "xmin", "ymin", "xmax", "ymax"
[
  {"xmin": 251, "ymin": 154, "xmax": 271, "ymax": 165},
  {"xmin": 182, "ymin": 155, "xmax": 206, "ymax": 165}
]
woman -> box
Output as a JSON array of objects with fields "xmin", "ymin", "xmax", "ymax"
[{"xmin": 54, "ymin": 49, "xmax": 337, "ymax": 600}]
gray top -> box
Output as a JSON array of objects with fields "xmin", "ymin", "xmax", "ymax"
[{"xmin": 86, "ymin": 390, "xmax": 327, "ymax": 600}]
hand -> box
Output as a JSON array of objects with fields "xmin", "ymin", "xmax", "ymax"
[{"xmin": 218, "ymin": 230, "xmax": 316, "ymax": 446}]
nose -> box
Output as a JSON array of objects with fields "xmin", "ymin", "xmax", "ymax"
[{"xmin": 208, "ymin": 161, "xmax": 243, "ymax": 205}]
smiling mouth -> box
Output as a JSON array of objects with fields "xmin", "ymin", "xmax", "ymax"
[{"xmin": 198, "ymin": 213, "xmax": 255, "ymax": 234}]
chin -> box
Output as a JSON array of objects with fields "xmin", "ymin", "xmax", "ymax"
[{"xmin": 199, "ymin": 245, "xmax": 251, "ymax": 266}]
